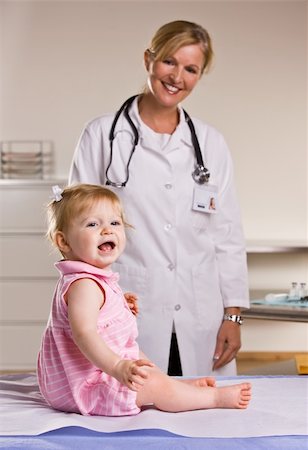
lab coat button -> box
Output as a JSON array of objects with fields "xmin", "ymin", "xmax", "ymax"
[
  {"xmin": 174, "ymin": 304, "xmax": 181, "ymax": 311},
  {"xmin": 165, "ymin": 183, "xmax": 172, "ymax": 189},
  {"xmin": 168, "ymin": 263, "xmax": 175, "ymax": 271},
  {"xmin": 164, "ymin": 223, "xmax": 172, "ymax": 231}
]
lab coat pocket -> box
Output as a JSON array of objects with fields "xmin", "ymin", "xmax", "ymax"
[
  {"xmin": 112, "ymin": 262, "xmax": 147, "ymax": 299},
  {"xmin": 191, "ymin": 210, "xmax": 211, "ymax": 230}
]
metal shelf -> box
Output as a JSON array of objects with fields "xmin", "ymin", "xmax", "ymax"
[
  {"xmin": 0, "ymin": 178, "xmax": 67, "ymax": 187},
  {"xmin": 246, "ymin": 240, "xmax": 308, "ymax": 253},
  {"xmin": 243, "ymin": 304, "xmax": 308, "ymax": 322},
  {"xmin": 245, "ymin": 289, "xmax": 308, "ymax": 322}
]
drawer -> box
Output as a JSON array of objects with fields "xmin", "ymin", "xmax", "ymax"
[
  {"xmin": 0, "ymin": 279, "xmax": 55, "ymax": 321},
  {"xmin": 0, "ymin": 180, "xmax": 66, "ymax": 230},
  {"xmin": 0, "ymin": 324, "xmax": 45, "ymax": 370},
  {"xmin": 0, "ymin": 234, "xmax": 59, "ymax": 277}
]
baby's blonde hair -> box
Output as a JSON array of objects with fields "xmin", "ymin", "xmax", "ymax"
[{"xmin": 47, "ymin": 184, "xmax": 130, "ymax": 249}]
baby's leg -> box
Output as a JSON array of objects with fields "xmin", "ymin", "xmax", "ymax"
[
  {"xmin": 180, "ymin": 377, "xmax": 216, "ymax": 387},
  {"xmin": 136, "ymin": 367, "xmax": 251, "ymax": 412}
]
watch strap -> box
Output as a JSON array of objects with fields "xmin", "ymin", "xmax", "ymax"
[{"xmin": 223, "ymin": 314, "xmax": 243, "ymax": 325}]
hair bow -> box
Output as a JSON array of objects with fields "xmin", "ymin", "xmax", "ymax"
[{"xmin": 51, "ymin": 185, "xmax": 63, "ymax": 202}]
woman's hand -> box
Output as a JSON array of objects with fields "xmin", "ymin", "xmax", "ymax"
[
  {"xmin": 112, "ymin": 358, "xmax": 155, "ymax": 391},
  {"xmin": 124, "ymin": 292, "xmax": 139, "ymax": 315},
  {"xmin": 212, "ymin": 320, "xmax": 241, "ymax": 370}
]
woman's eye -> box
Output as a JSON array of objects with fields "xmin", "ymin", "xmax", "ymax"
[
  {"xmin": 186, "ymin": 67, "xmax": 198, "ymax": 74},
  {"xmin": 163, "ymin": 58, "xmax": 174, "ymax": 66}
]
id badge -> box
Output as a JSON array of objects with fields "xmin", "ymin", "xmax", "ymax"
[{"xmin": 192, "ymin": 184, "xmax": 218, "ymax": 214}]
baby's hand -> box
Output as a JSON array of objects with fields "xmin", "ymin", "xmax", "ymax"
[
  {"xmin": 113, "ymin": 358, "xmax": 154, "ymax": 391},
  {"xmin": 124, "ymin": 292, "xmax": 139, "ymax": 315}
]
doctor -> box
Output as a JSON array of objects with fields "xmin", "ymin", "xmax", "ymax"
[{"xmin": 69, "ymin": 20, "xmax": 249, "ymax": 376}]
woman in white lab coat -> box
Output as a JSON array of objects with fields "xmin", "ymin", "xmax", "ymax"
[{"xmin": 69, "ymin": 20, "xmax": 249, "ymax": 376}]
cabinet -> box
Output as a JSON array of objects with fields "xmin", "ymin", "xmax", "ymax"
[
  {"xmin": 246, "ymin": 239, "xmax": 308, "ymax": 311},
  {"xmin": 242, "ymin": 241, "xmax": 308, "ymax": 353},
  {"xmin": 0, "ymin": 181, "xmax": 307, "ymax": 369},
  {"xmin": 0, "ymin": 179, "xmax": 66, "ymax": 370}
]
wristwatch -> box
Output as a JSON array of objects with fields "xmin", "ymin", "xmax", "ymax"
[{"xmin": 223, "ymin": 314, "xmax": 243, "ymax": 325}]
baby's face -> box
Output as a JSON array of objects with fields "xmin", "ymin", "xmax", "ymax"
[{"xmin": 64, "ymin": 199, "xmax": 126, "ymax": 270}]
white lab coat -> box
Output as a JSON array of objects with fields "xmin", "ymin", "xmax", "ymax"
[{"xmin": 69, "ymin": 97, "xmax": 249, "ymax": 376}]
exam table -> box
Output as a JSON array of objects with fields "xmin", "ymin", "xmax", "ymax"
[{"xmin": 0, "ymin": 373, "xmax": 307, "ymax": 450}]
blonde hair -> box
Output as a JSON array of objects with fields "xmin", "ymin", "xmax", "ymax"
[
  {"xmin": 47, "ymin": 184, "xmax": 130, "ymax": 248},
  {"xmin": 148, "ymin": 20, "xmax": 213, "ymax": 74}
]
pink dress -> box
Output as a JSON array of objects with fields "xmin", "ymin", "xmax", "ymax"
[{"xmin": 37, "ymin": 260, "xmax": 140, "ymax": 416}]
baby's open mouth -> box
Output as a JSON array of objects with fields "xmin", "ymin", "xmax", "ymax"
[{"xmin": 98, "ymin": 241, "xmax": 115, "ymax": 252}]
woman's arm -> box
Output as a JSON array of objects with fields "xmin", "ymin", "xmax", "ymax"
[{"xmin": 68, "ymin": 123, "xmax": 105, "ymax": 185}]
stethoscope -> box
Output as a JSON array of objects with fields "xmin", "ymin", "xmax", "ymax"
[{"xmin": 105, "ymin": 95, "xmax": 210, "ymax": 188}]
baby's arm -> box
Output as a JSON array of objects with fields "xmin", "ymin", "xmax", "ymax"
[{"xmin": 67, "ymin": 279, "xmax": 153, "ymax": 391}]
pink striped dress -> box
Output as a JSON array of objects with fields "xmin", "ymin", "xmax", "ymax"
[{"xmin": 37, "ymin": 260, "xmax": 140, "ymax": 416}]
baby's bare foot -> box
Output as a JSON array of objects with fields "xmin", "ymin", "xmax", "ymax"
[{"xmin": 215, "ymin": 383, "xmax": 252, "ymax": 409}]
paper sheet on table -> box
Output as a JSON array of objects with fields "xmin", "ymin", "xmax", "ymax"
[{"xmin": 1, "ymin": 374, "xmax": 307, "ymax": 438}]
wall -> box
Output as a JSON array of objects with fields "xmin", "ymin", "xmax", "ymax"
[
  {"xmin": 0, "ymin": 0, "xmax": 307, "ymax": 356},
  {"xmin": 1, "ymin": 0, "xmax": 307, "ymax": 242}
]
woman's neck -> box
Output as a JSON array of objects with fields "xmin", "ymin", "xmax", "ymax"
[{"xmin": 138, "ymin": 93, "xmax": 179, "ymax": 134}]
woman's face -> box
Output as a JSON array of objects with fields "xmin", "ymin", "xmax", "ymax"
[{"xmin": 145, "ymin": 43, "xmax": 204, "ymax": 109}]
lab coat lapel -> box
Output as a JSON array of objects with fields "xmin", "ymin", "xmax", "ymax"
[{"xmin": 130, "ymin": 98, "xmax": 192, "ymax": 153}]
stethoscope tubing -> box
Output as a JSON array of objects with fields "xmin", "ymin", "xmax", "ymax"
[{"xmin": 106, "ymin": 95, "xmax": 210, "ymax": 187}]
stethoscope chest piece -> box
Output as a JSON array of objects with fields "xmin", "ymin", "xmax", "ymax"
[{"xmin": 192, "ymin": 164, "xmax": 210, "ymax": 184}]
